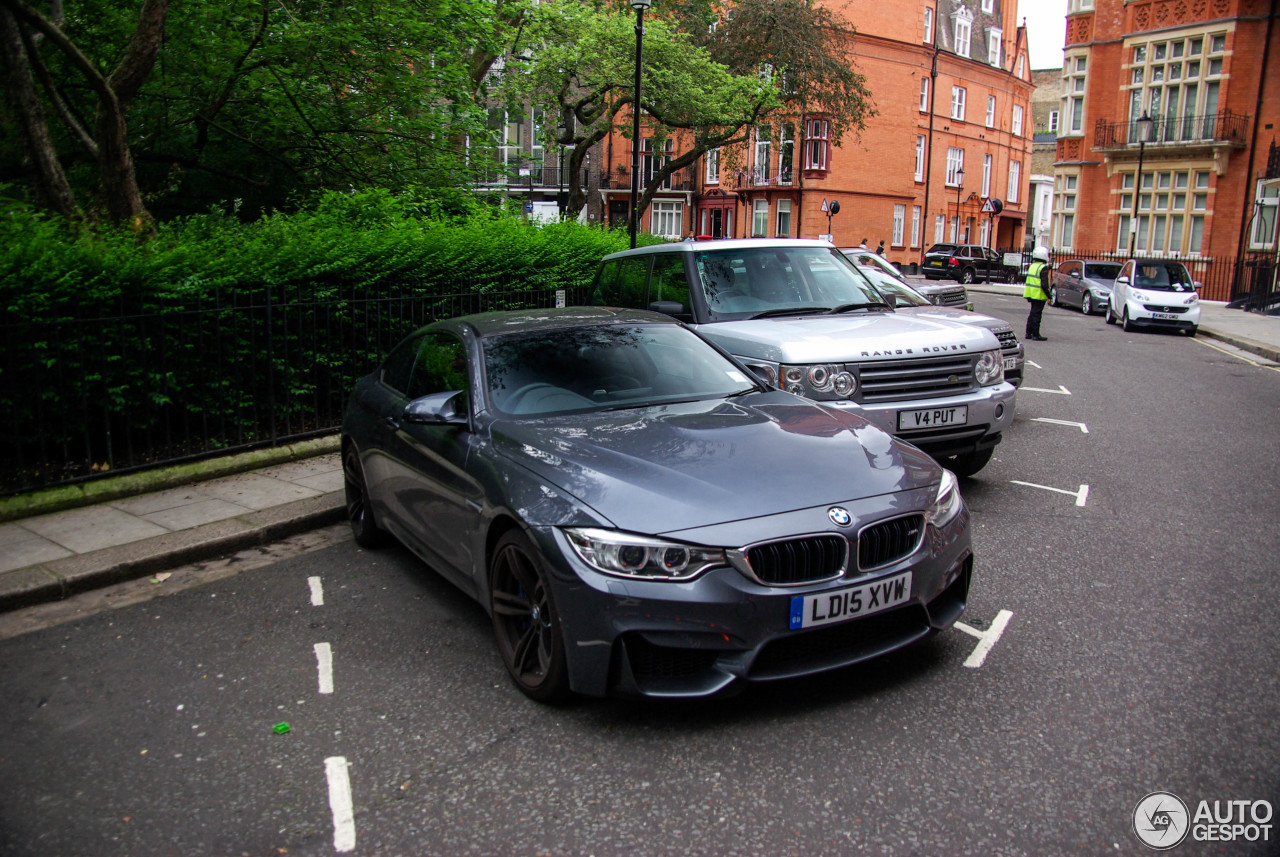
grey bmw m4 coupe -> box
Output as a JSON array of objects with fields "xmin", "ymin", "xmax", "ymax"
[{"xmin": 342, "ymin": 307, "xmax": 974, "ymax": 702}]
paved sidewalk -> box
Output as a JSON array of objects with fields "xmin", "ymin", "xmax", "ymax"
[{"xmin": 1, "ymin": 287, "xmax": 1276, "ymax": 616}]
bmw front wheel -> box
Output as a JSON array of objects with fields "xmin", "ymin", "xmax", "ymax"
[
  {"xmin": 344, "ymin": 445, "xmax": 388, "ymax": 548},
  {"xmin": 490, "ymin": 529, "xmax": 570, "ymax": 703},
  {"xmin": 1081, "ymin": 293, "xmax": 1093, "ymax": 315}
]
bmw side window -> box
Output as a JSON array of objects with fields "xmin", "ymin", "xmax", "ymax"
[
  {"xmin": 380, "ymin": 335, "xmax": 422, "ymax": 394},
  {"xmin": 406, "ymin": 333, "xmax": 469, "ymax": 401},
  {"xmin": 592, "ymin": 258, "xmax": 648, "ymax": 308}
]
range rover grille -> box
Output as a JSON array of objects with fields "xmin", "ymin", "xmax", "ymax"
[
  {"xmin": 745, "ymin": 535, "xmax": 848, "ymax": 585},
  {"xmin": 934, "ymin": 287, "xmax": 970, "ymax": 307},
  {"xmin": 857, "ymin": 355, "xmax": 975, "ymax": 403},
  {"xmin": 858, "ymin": 515, "xmax": 925, "ymax": 570}
]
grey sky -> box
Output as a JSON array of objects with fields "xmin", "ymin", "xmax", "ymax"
[{"xmin": 1018, "ymin": 0, "xmax": 1068, "ymax": 70}]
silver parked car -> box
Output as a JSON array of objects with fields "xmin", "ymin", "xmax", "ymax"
[
  {"xmin": 1049, "ymin": 259, "xmax": 1122, "ymax": 315},
  {"xmin": 342, "ymin": 308, "xmax": 974, "ymax": 702},
  {"xmin": 854, "ymin": 263, "xmax": 1024, "ymax": 388},
  {"xmin": 844, "ymin": 249, "xmax": 972, "ymax": 310}
]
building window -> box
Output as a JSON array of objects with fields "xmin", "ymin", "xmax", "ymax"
[
  {"xmin": 1048, "ymin": 110, "xmax": 1060, "ymax": 133},
  {"xmin": 776, "ymin": 199, "xmax": 792, "ymax": 238},
  {"xmin": 912, "ymin": 205, "xmax": 922, "ymax": 248},
  {"xmin": 1008, "ymin": 160, "xmax": 1021, "ymax": 204},
  {"xmin": 952, "ymin": 86, "xmax": 967, "ymax": 121},
  {"xmin": 1063, "ymin": 54, "xmax": 1088, "ymax": 135},
  {"xmin": 980, "ymin": 217, "xmax": 990, "ymax": 246},
  {"xmin": 950, "ymin": 215, "xmax": 961, "ymax": 242},
  {"xmin": 987, "ymin": 28, "xmax": 1002, "ymax": 67},
  {"xmin": 924, "ymin": 7, "xmax": 934, "ymax": 44},
  {"xmin": 705, "ymin": 148, "xmax": 719, "ymax": 184},
  {"xmin": 915, "ymin": 135, "xmax": 926, "ymax": 182},
  {"xmin": 893, "ymin": 204, "xmax": 906, "ymax": 247},
  {"xmin": 752, "ymin": 199, "xmax": 768, "ymax": 236},
  {"xmin": 935, "ymin": 214, "xmax": 946, "ymax": 244},
  {"xmin": 982, "ymin": 154, "xmax": 992, "ymax": 197},
  {"xmin": 652, "ymin": 201, "xmax": 683, "ymax": 238},
  {"xmin": 643, "ymin": 138, "xmax": 674, "ymax": 189},
  {"xmin": 1125, "ymin": 31, "xmax": 1229, "ymax": 144},
  {"xmin": 1250, "ymin": 180, "xmax": 1279, "ymax": 250},
  {"xmin": 920, "ymin": 77, "xmax": 930, "ymax": 112},
  {"xmin": 779, "ymin": 122, "xmax": 795, "ymax": 184},
  {"xmin": 1055, "ymin": 174, "xmax": 1078, "ymax": 249},
  {"xmin": 1017, "ymin": 54, "xmax": 1025, "ymax": 78},
  {"xmin": 946, "ymin": 146, "xmax": 965, "ymax": 187},
  {"xmin": 986, "ymin": 95, "xmax": 996, "ymax": 128},
  {"xmin": 982, "ymin": 0, "xmax": 994, "ymax": 13},
  {"xmin": 804, "ymin": 118, "xmax": 830, "ymax": 171},
  {"xmin": 1120, "ymin": 169, "xmax": 1213, "ymax": 254},
  {"xmin": 1068, "ymin": 0, "xmax": 1095, "ymax": 10},
  {"xmin": 753, "ymin": 125, "xmax": 771, "ymax": 184},
  {"xmin": 1012, "ymin": 105, "xmax": 1024, "ymax": 136},
  {"xmin": 953, "ymin": 7, "xmax": 973, "ymax": 59}
]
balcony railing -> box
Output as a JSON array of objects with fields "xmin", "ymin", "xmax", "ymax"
[
  {"xmin": 735, "ymin": 167, "xmax": 795, "ymax": 189},
  {"xmin": 1094, "ymin": 111, "xmax": 1249, "ymax": 149}
]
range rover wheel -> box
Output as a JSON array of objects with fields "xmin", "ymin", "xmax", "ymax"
[
  {"xmin": 1081, "ymin": 293, "xmax": 1093, "ymax": 315},
  {"xmin": 944, "ymin": 447, "xmax": 994, "ymax": 478}
]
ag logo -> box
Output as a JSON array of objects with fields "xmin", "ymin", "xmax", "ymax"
[{"xmin": 1133, "ymin": 791, "xmax": 1190, "ymax": 850}]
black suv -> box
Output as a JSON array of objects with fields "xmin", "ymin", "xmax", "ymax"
[{"xmin": 922, "ymin": 244, "xmax": 1007, "ymax": 284}]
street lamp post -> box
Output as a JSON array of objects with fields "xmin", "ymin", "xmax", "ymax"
[
  {"xmin": 628, "ymin": 0, "xmax": 652, "ymax": 249},
  {"xmin": 1128, "ymin": 112, "xmax": 1155, "ymax": 256},
  {"xmin": 955, "ymin": 167, "xmax": 965, "ymax": 242}
]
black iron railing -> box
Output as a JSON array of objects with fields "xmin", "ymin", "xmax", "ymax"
[
  {"xmin": 1093, "ymin": 111, "xmax": 1250, "ymax": 149},
  {"xmin": 0, "ymin": 284, "xmax": 588, "ymax": 496}
]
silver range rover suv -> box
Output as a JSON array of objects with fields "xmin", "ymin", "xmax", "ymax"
[{"xmin": 592, "ymin": 239, "xmax": 1016, "ymax": 476}]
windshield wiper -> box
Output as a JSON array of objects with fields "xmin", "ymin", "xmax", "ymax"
[
  {"xmin": 749, "ymin": 307, "xmax": 831, "ymax": 319},
  {"xmin": 829, "ymin": 301, "xmax": 893, "ymax": 314}
]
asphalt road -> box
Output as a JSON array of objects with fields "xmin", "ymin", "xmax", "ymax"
[{"xmin": 2, "ymin": 294, "xmax": 1279, "ymax": 857}]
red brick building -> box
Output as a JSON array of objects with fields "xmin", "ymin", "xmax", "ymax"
[
  {"xmin": 1049, "ymin": 0, "xmax": 1279, "ymax": 271},
  {"xmin": 601, "ymin": 1, "xmax": 1037, "ymax": 270}
]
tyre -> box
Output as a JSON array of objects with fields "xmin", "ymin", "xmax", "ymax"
[
  {"xmin": 1186, "ymin": 326, "xmax": 1198, "ymax": 337},
  {"xmin": 944, "ymin": 447, "xmax": 994, "ymax": 478},
  {"xmin": 1081, "ymin": 293, "xmax": 1093, "ymax": 315},
  {"xmin": 961, "ymin": 268, "xmax": 976, "ymax": 285},
  {"xmin": 1105, "ymin": 304, "xmax": 1116, "ymax": 324},
  {"xmin": 1122, "ymin": 308, "xmax": 1135, "ymax": 332},
  {"xmin": 489, "ymin": 529, "xmax": 570, "ymax": 703},
  {"xmin": 1049, "ymin": 286, "xmax": 1059, "ymax": 307},
  {"xmin": 344, "ymin": 445, "xmax": 388, "ymax": 548}
]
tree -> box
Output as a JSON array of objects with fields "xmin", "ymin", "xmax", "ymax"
[{"xmin": 1, "ymin": 0, "xmax": 168, "ymax": 225}]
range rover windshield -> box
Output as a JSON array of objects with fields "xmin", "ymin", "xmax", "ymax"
[
  {"xmin": 1131, "ymin": 262, "xmax": 1195, "ymax": 292},
  {"xmin": 695, "ymin": 247, "xmax": 887, "ymax": 319}
]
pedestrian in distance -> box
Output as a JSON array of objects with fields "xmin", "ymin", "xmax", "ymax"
[
  {"xmin": 858, "ymin": 238, "xmax": 869, "ymax": 250},
  {"xmin": 1023, "ymin": 246, "xmax": 1052, "ymax": 341},
  {"xmin": 875, "ymin": 240, "xmax": 885, "ymax": 256}
]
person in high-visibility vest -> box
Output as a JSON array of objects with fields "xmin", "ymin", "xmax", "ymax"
[{"xmin": 1023, "ymin": 246, "xmax": 1052, "ymax": 341}]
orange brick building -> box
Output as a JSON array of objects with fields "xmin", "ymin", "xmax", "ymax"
[
  {"xmin": 1049, "ymin": 0, "xmax": 1279, "ymax": 266},
  {"xmin": 601, "ymin": 1, "xmax": 1036, "ymax": 270}
]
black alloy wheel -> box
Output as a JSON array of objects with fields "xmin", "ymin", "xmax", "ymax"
[
  {"xmin": 344, "ymin": 445, "xmax": 387, "ymax": 548},
  {"xmin": 490, "ymin": 530, "xmax": 570, "ymax": 703}
]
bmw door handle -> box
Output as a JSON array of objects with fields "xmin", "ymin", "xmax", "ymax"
[{"xmin": 380, "ymin": 416, "xmax": 400, "ymax": 431}]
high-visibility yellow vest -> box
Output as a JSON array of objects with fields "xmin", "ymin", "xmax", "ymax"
[{"xmin": 1023, "ymin": 261, "xmax": 1049, "ymax": 301}]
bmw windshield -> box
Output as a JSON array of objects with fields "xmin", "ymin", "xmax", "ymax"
[
  {"xmin": 695, "ymin": 246, "xmax": 888, "ymax": 319},
  {"xmin": 483, "ymin": 323, "xmax": 759, "ymax": 417}
]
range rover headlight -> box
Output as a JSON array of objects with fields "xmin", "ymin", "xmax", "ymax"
[
  {"xmin": 563, "ymin": 528, "xmax": 725, "ymax": 581},
  {"xmin": 974, "ymin": 349, "xmax": 1004, "ymax": 386},
  {"xmin": 779, "ymin": 364, "xmax": 859, "ymax": 401},
  {"xmin": 926, "ymin": 469, "xmax": 963, "ymax": 529}
]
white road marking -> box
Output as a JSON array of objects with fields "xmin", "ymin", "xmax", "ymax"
[
  {"xmin": 1025, "ymin": 359, "xmax": 1043, "ymax": 369},
  {"xmin": 1030, "ymin": 417, "xmax": 1089, "ymax": 433},
  {"xmin": 1189, "ymin": 336, "xmax": 1280, "ymax": 372},
  {"xmin": 1021, "ymin": 384, "xmax": 1072, "ymax": 395},
  {"xmin": 325, "ymin": 756, "xmax": 356, "ymax": 852},
  {"xmin": 1010, "ymin": 480, "xmax": 1090, "ymax": 506},
  {"xmin": 308, "ymin": 576, "xmax": 324, "ymax": 606},
  {"xmin": 955, "ymin": 609, "xmax": 1013, "ymax": 668},
  {"xmin": 314, "ymin": 642, "xmax": 334, "ymax": 695}
]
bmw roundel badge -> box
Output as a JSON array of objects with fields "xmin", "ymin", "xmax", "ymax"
[{"xmin": 828, "ymin": 507, "xmax": 852, "ymax": 527}]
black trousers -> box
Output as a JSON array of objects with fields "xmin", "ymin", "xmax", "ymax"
[{"xmin": 1026, "ymin": 298, "xmax": 1046, "ymax": 338}]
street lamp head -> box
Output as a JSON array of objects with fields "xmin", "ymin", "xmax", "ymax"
[
  {"xmin": 957, "ymin": 168, "xmax": 965, "ymax": 186},
  {"xmin": 1136, "ymin": 112, "xmax": 1155, "ymax": 143},
  {"xmin": 631, "ymin": 0, "xmax": 651, "ymax": 9}
]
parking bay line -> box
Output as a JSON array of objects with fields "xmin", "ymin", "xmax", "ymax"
[
  {"xmin": 308, "ymin": 576, "xmax": 325, "ymax": 606},
  {"xmin": 1010, "ymin": 480, "xmax": 1090, "ymax": 507},
  {"xmin": 1030, "ymin": 417, "xmax": 1089, "ymax": 433},
  {"xmin": 315, "ymin": 642, "xmax": 334, "ymax": 694},
  {"xmin": 1020, "ymin": 384, "xmax": 1072, "ymax": 395},
  {"xmin": 325, "ymin": 756, "xmax": 357, "ymax": 852},
  {"xmin": 955, "ymin": 609, "xmax": 1013, "ymax": 668}
]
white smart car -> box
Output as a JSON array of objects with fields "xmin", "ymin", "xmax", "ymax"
[{"xmin": 1106, "ymin": 258, "xmax": 1201, "ymax": 336}]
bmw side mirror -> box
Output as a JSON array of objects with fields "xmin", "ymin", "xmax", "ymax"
[
  {"xmin": 649, "ymin": 300, "xmax": 685, "ymax": 318},
  {"xmin": 403, "ymin": 391, "xmax": 469, "ymax": 426}
]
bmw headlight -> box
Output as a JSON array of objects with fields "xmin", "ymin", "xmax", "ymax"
[
  {"xmin": 926, "ymin": 469, "xmax": 963, "ymax": 528},
  {"xmin": 974, "ymin": 349, "xmax": 1004, "ymax": 386},
  {"xmin": 563, "ymin": 528, "xmax": 725, "ymax": 581},
  {"xmin": 780, "ymin": 364, "xmax": 859, "ymax": 400}
]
